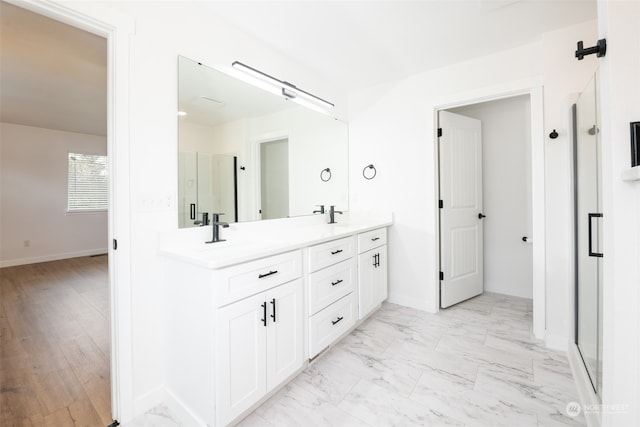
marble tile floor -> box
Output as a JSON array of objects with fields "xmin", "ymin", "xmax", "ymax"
[{"xmin": 121, "ymin": 292, "xmax": 584, "ymax": 427}]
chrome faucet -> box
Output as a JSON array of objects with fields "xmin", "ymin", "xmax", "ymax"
[
  {"xmin": 313, "ymin": 205, "xmax": 325, "ymax": 214},
  {"xmin": 328, "ymin": 205, "xmax": 343, "ymax": 224},
  {"xmin": 194, "ymin": 212, "xmax": 209, "ymax": 226},
  {"xmin": 206, "ymin": 213, "xmax": 229, "ymax": 244}
]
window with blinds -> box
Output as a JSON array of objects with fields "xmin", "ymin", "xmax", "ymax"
[{"xmin": 67, "ymin": 152, "xmax": 108, "ymax": 211}]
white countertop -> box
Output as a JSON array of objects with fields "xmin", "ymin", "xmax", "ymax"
[{"xmin": 158, "ymin": 212, "xmax": 393, "ymax": 269}]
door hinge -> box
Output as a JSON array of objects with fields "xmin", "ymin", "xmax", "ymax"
[
  {"xmin": 439, "ymin": 271, "xmax": 444, "ymax": 281},
  {"xmin": 439, "ymin": 200, "xmax": 443, "ymax": 209},
  {"xmin": 113, "ymin": 239, "xmax": 118, "ymax": 250},
  {"xmin": 437, "ymin": 128, "xmax": 442, "ymax": 137}
]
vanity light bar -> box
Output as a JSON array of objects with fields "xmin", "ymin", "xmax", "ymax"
[{"xmin": 232, "ymin": 61, "xmax": 334, "ymax": 109}]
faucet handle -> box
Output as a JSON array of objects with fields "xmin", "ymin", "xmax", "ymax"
[{"xmin": 313, "ymin": 204, "xmax": 325, "ymax": 214}]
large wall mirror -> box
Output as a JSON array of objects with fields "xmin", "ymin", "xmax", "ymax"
[{"xmin": 178, "ymin": 56, "xmax": 349, "ymax": 228}]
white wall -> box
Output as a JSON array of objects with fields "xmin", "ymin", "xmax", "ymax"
[
  {"xmin": 450, "ymin": 95, "xmax": 533, "ymax": 299},
  {"xmin": 0, "ymin": 122, "xmax": 108, "ymax": 267},
  {"xmin": 597, "ymin": 1, "xmax": 640, "ymax": 425},
  {"xmin": 348, "ymin": 20, "xmax": 597, "ymax": 336},
  {"xmin": 348, "ymin": 42, "xmax": 540, "ymax": 312}
]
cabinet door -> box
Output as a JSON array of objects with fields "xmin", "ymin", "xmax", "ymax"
[
  {"xmin": 374, "ymin": 246, "xmax": 388, "ymax": 304},
  {"xmin": 358, "ymin": 246, "xmax": 388, "ymax": 319},
  {"xmin": 266, "ymin": 279, "xmax": 304, "ymax": 391},
  {"xmin": 216, "ymin": 292, "xmax": 267, "ymax": 426}
]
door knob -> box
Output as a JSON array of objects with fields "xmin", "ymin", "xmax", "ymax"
[{"xmin": 478, "ymin": 213, "xmax": 486, "ymax": 219}]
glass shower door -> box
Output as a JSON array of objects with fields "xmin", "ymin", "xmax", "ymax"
[{"xmin": 574, "ymin": 74, "xmax": 603, "ymax": 397}]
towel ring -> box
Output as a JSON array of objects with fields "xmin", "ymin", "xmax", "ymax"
[
  {"xmin": 362, "ymin": 164, "xmax": 377, "ymax": 180},
  {"xmin": 320, "ymin": 167, "xmax": 332, "ymax": 182}
]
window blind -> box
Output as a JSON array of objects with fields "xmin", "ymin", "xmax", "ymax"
[{"xmin": 67, "ymin": 152, "xmax": 108, "ymax": 211}]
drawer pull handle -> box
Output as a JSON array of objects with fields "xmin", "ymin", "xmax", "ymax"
[
  {"xmin": 258, "ymin": 270, "xmax": 278, "ymax": 279},
  {"xmin": 331, "ymin": 279, "xmax": 343, "ymax": 286},
  {"xmin": 371, "ymin": 237, "xmax": 380, "ymax": 241},
  {"xmin": 260, "ymin": 302, "xmax": 267, "ymax": 327},
  {"xmin": 332, "ymin": 316, "xmax": 344, "ymax": 325},
  {"xmin": 270, "ymin": 298, "xmax": 276, "ymax": 322},
  {"xmin": 331, "ymin": 249, "xmax": 343, "ymax": 255}
]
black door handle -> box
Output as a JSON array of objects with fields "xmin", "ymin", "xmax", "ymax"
[
  {"xmin": 331, "ymin": 249, "xmax": 343, "ymax": 255},
  {"xmin": 332, "ymin": 316, "xmax": 344, "ymax": 325},
  {"xmin": 270, "ymin": 298, "xmax": 276, "ymax": 322},
  {"xmin": 190, "ymin": 203, "xmax": 196, "ymax": 220},
  {"xmin": 588, "ymin": 213, "xmax": 604, "ymax": 257},
  {"xmin": 478, "ymin": 213, "xmax": 486, "ymax": 219},
  {"xmin": 331, "ymin": 279, "xmax": 343, "ymax": 286},
  {"xmin": 260, "ymin": 302, "xmax": 267, "ymax": 327}
]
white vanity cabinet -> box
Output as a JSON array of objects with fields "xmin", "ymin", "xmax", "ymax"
[
  {"xmin": 161, "ymin": 215, "xmax": 392, "ymax": 427},
  {"xmin": 215, "ymin": 278, "xmax": 303, "ymax": 426},
  {"xmin": 307, "ymin": 236, "xmax": 357, "ymax": 358},
  {"xmin": 164, "ymin": 249, "xmax": 304, "ymax": 427},
  {"xmin": 357, "ymin": 228, "xmax": 388, "ymax": 319}
]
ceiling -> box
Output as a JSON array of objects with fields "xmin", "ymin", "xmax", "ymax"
[
  {"xmin": 206, "ymin": 0, "xmax": 597, "ymax": 92},
  {"xmin": 0, "ymin": 1, "xmax": 107, "ymax": 136},
  {"xmin": 0, "ymin": 1, "xmax": 596, "ymax": 137}
]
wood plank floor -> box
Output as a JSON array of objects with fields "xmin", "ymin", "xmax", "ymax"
[{"xmin": 0, "ymin": 256, "xmax": 112, "ymax": 427}]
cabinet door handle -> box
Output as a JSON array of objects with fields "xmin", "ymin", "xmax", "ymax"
[
  {"xmin": 332, "ymin": 316, "xmax": 344, "ymax": 325},
  {"xmin": 260, "ymin": 302, "xmax": 267, "ymax": 327},
  {"xmin": 373, "ymin": 253, "xmax": 380, "ymax": 268},
  {"xmin": 258, "ymin": 270, "xmax": 278, "ymax": 279},
  {"xmin": 588, "ymin": 213, "xmax": 604, "ymax": 257},
  {"xmin": 371, "ymin": 237, "xmax": 380, "ymax": 241},
  {"xmin": 270, "ymin": 298, "xmax": 276, "ymax": 322},
  {"xmin": 331, "ymin": 249, "xmax": 343, "ymax": 255},
  {"xmin": 331, "ymin": 279, "xmax": 343, "ymax": 286},
  {"xmin": 190, "ymin": 203, "xmax": 196, "ymax": 220}
]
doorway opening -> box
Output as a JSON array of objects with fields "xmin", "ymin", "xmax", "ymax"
[
  {"xmin": 435, "ymin": 87, "xmax": 545, "ymax": 339},
  {"xmin": 2, "ymin": 0, "xmax": 128, "ymax": 425},
  {"xmin": 258, "ymin": 138, "xmax": 289, "ymax": 220}
]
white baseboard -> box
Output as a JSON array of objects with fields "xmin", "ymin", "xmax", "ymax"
[
  {"xmin": 164, "ymin": 387, "xmax": 207, "ymax": 427},
  {"xmin": 568, "ymin": 343, "xmax": 601, "ymax": 427},
  {"xmin": 0, "ymin": 248, "xmax": 108, "ymax": 268},
  {"xmin": 544, "ymin": 333, "xmax": 570, "ymax": 352},
  {"xmin": 387, "ymin": 292, "xmax": 437, "ymax": 313},
  {"xmin": 133, "ymin": 386, "xmax": 166, "ymax": 418}
]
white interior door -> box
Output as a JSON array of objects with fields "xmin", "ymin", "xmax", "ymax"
[{"xmin": 439, "ymin": 111, "xmax": 484, "ymax": 308}]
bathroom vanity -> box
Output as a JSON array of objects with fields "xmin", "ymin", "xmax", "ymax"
[{"xmin": 160, "ymin": 213, "xmax": 391, "ymax": 426}]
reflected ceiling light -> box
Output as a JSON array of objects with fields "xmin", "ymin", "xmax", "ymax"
[
  {"xmin": 232, "ymin": 61, "xmax": 334, "ymax": 111},
  {"xmin": 177, "ymin": 111, "xmax": 188, "ymax": 116}
]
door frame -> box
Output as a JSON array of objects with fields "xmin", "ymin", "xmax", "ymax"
[
  {"xmin": 434, "ymin": 84, "xmax": 545, "ymax": 340},
  {"xmin": 8, "ymin": 0, "xmax": 135, "ymax": 421}
]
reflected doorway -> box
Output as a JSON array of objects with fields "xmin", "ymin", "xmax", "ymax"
[{"xmin": 259, "ymin": 138, "xmax": 289, "ymax": 219}]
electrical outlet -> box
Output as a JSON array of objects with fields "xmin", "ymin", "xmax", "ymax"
[{"xmin": 24, "ymin": 240, "xmax": 30, "ymax": 247}]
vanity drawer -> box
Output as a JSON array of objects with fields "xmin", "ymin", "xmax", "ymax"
[
  {"xmin": 213, "ymin": 250, "xmax": 302, "ymax": 307},
  {"xmin": 308, "ymin": 236, "xmax": 355, "ymax": 272},
  {"xmin": 308, "ymin": 259, "xmax": 355, "ymax": 315},
  {"xmin": 309, "ymin": 292, "xmax": 356, "ymax": 358},
  {"xmin": 357, "ymin": 228, "xmax": 387, "ymax": 254}
]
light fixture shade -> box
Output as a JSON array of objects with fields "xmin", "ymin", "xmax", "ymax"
[{"xmin": 232, "ymin": 61, "xmax": 334, "ymax": 111}]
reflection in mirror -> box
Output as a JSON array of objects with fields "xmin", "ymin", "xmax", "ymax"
[{"xmin": 178, "ymin": 56, "xmax": 348, "ymax": 228}]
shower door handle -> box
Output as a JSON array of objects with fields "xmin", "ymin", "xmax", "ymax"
[{"xmin": 588, "ymin": 213, "xmax": 603, "ymax": 258}]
